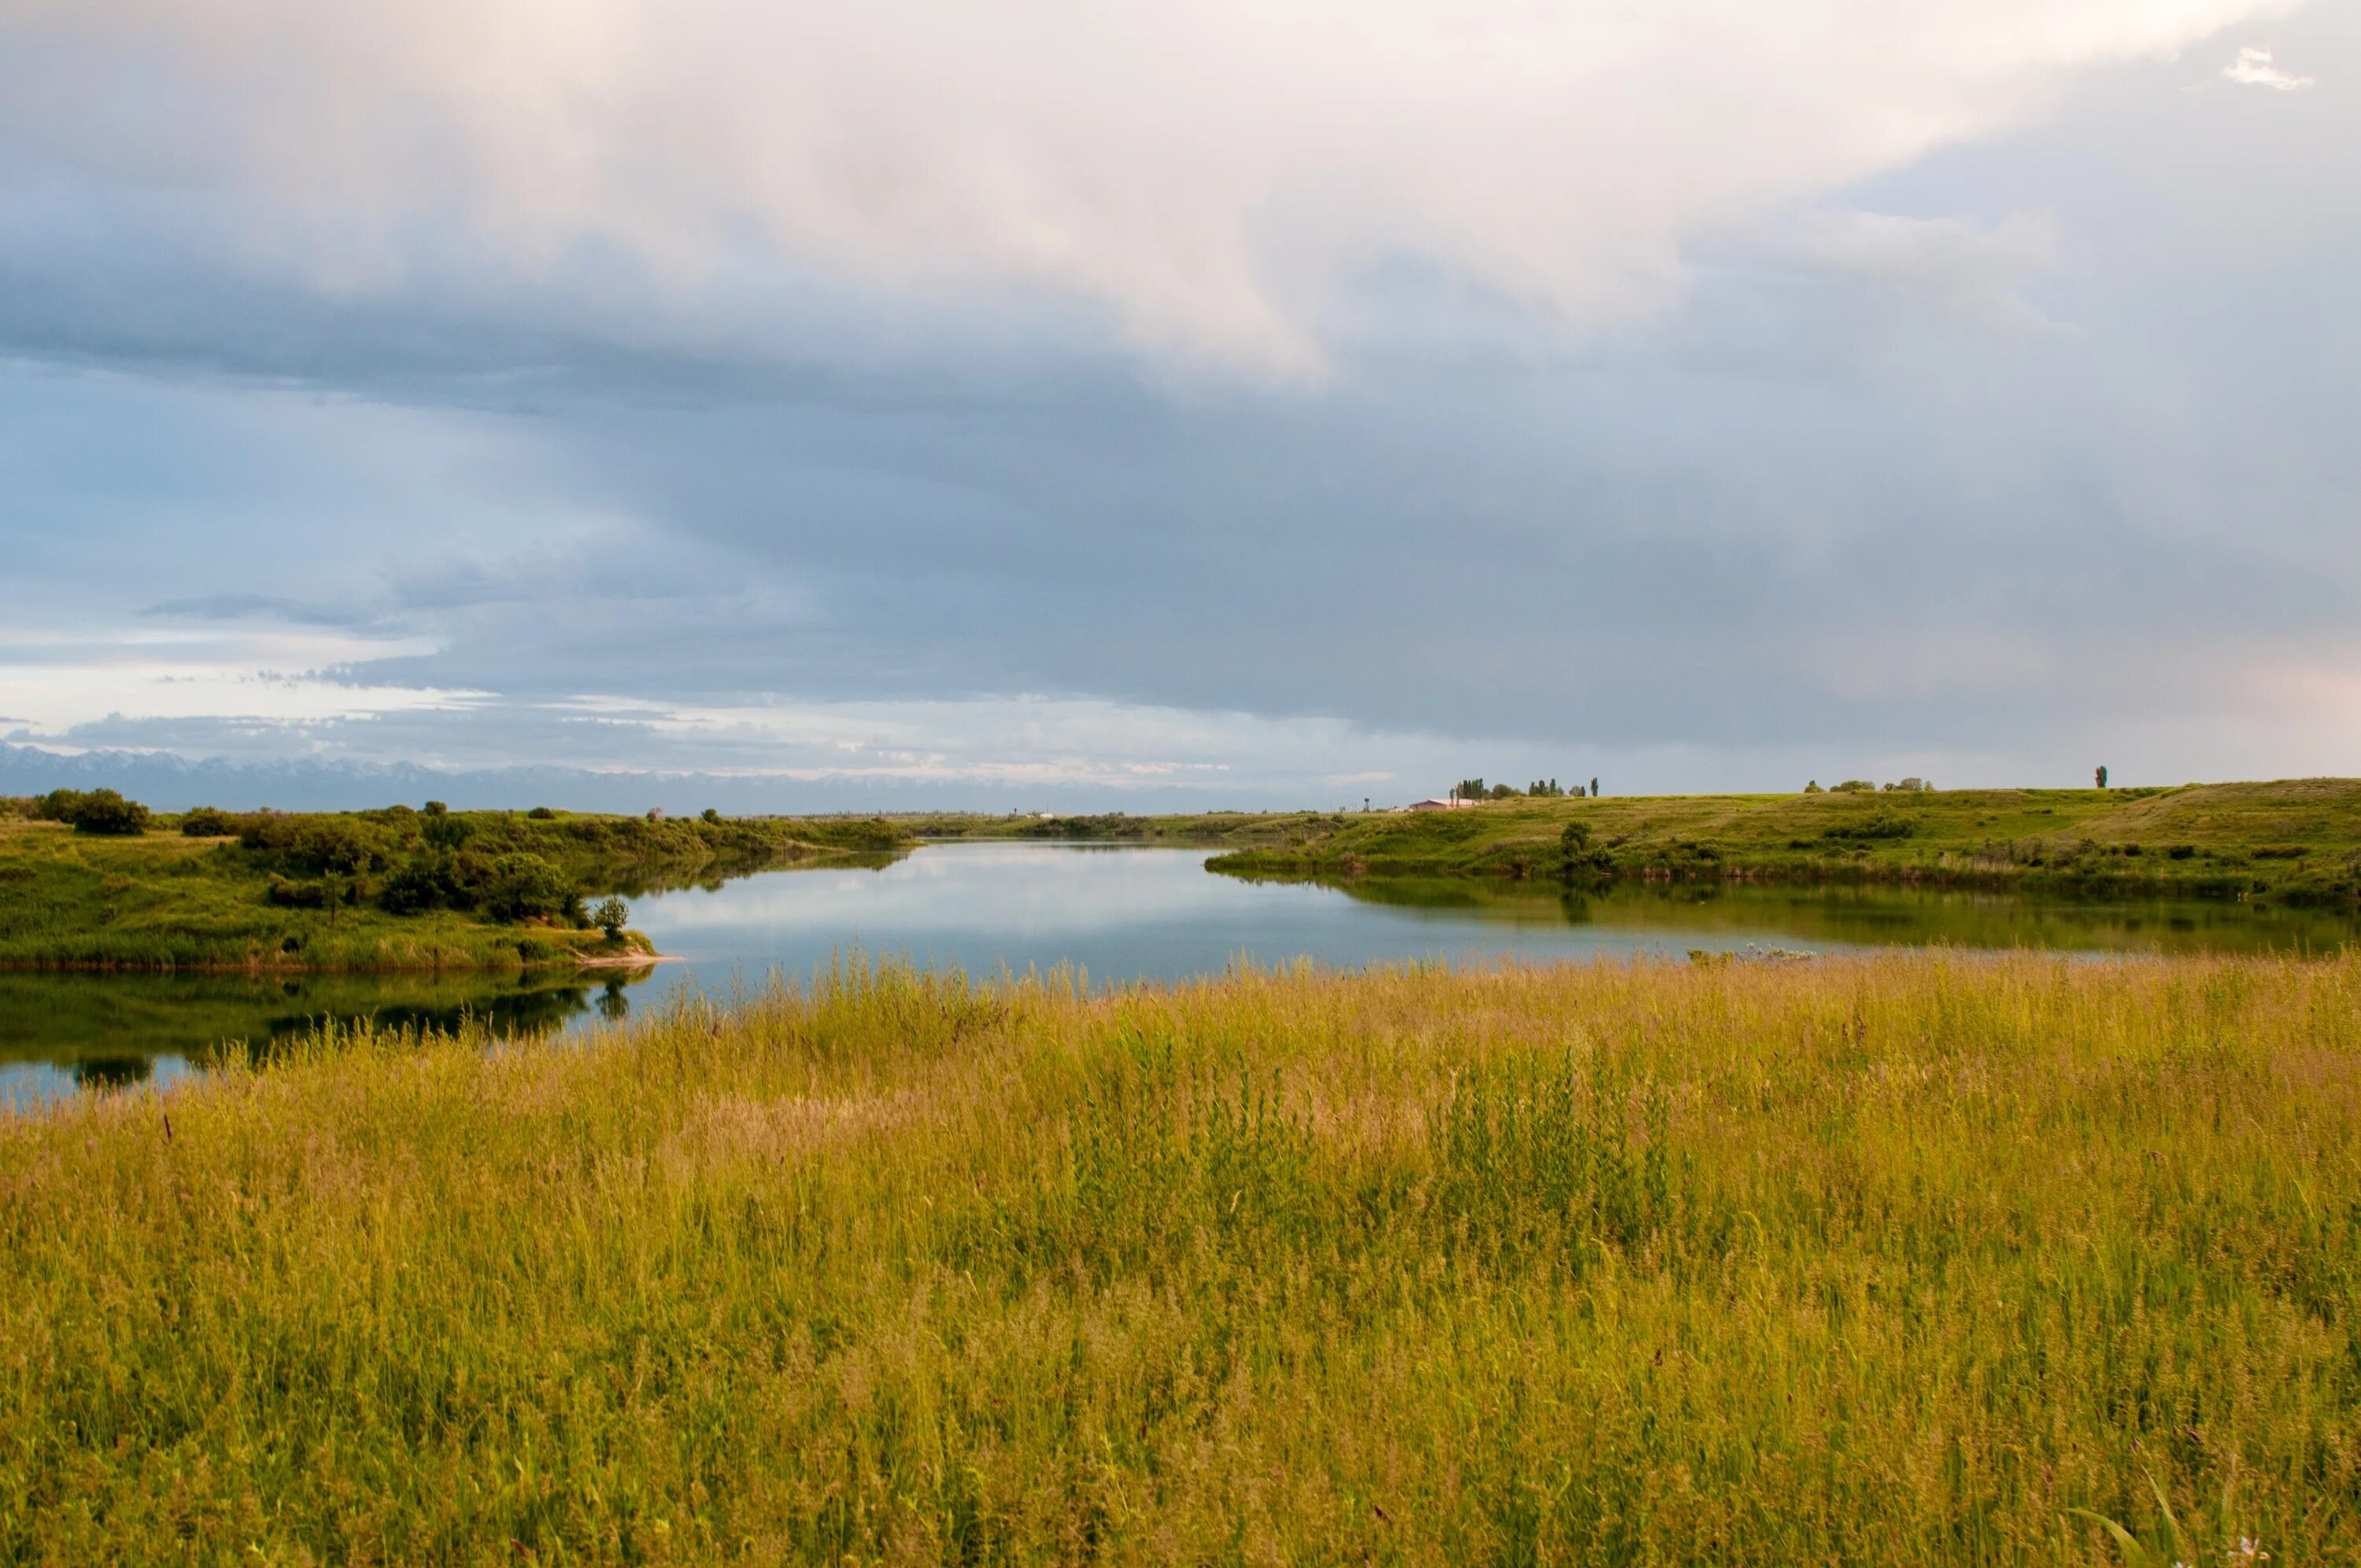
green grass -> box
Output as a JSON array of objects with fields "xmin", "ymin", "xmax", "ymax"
[
  {"xmin": 1193, "ymin": 779, "xmax": 2361, "ymax": 903},
  {"xmin": 0, "ymin": 810, "xmax": 907, "ymax": 972},
  {"xmin": 5, "ymin": 951, "xmax": 2359, "ymax": 1561}
]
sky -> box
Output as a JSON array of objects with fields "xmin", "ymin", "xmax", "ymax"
[{"xmin": 0, "ymin": 0, "xmax": 2353, "ymax": 810}]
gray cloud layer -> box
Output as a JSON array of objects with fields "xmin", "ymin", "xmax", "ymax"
[{"xmin": 0, "ymin": 2, "xmax": 2352, "ymax": 802}]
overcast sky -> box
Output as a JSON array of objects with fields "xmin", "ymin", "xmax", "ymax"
[{"xmin": 1, "ymin": 0, "xmax": 2352, "ymax": 808}]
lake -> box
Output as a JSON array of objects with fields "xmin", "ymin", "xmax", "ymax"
[{"xmin": 6, "ymin": 840, "xmax": 2355, "ymax": 1107}]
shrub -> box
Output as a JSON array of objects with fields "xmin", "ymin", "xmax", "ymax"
[
  {"xmin": 591, "ymin": 897, "xmax": 630, "ymax": 939},
  {"xmin": 266, "ymin": 875, "xmax": 331, "ymax": 909},
  {"xmin": 63, "ymin": 788, "xmax": 152, "ymax": 836},
  {"xmin": 179, "ymin": 806, "xmax": 241, "ymax": 837},
  {"xmin": 33, "ymin": 788, "xmax": 86, "ymax": 822},
  {"xmin": 527, "ymin": 806, "xmax": 556, "ymax": 820},
  {"xmin": 421, "ymin": 812, "xmax": 475, "ymax": 852},
  {"xmin": 1560, "ymin": 821, "xmax": 1611, "ymax": 876},
  {"xmin": 1803, "ymin": 780, "xmax": 1823, "ymax": 793},
  {"xmin": 478, "ymin": 854, "xmax": 580, "ymax": 924},
  {"xmin": 700, "ymin": 808, "xmax": 722, "ymax": 825},
  {"xmin": 379, "ymin": 853, "xmax": 460, "ymax": 915},
  {"xmin": 1831, "ymin": 780, "xmax": 1875, "ymax": 794},
  {"xmin": 292, "ymin": 820, "xmax": 390, "ymax": 876},
  {"xmin": 1821, "ymin": 810, "xmax": 1915, "ymax": 843}
]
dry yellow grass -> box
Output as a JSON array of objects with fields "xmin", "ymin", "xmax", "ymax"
[{"xmin": 4, "ymin": 950, "xmax": 2358, "ymax": 1563}]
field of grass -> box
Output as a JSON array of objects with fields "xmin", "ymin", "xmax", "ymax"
[
  {"xmin": 1194, "ymin": 779, "xmax": 2361, "ymax": 904},
  {"xmin": 0, "ymin": 810, "xmax": 907, "ymax": 972},
  {"xmin": 6, "ymin": 952, "xmax": 2357, "ymax": 1562}
]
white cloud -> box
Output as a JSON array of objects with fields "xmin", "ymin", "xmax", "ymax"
[
  {"xmin": 2224, "ymin": 45, "xmax": 2316, "ymax": 89},
  {"xmin": 0, "ymin": 0, "xmax": 2295, "ymax": 374},
  {"xmin": 0, "ymin": 626, "xmax": 489, "ymax": 743}
]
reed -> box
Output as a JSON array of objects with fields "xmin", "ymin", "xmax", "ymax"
[{"xmin": 4, "ymin": 950, "xmax": 2357, "ymax": 1562}]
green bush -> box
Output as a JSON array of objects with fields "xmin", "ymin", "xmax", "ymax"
[
  {"xmin": 61, "ymin": 789, "xmax": 152, "ymax": 836},
  {"xmin": 479, "ymin": 854, "xmax": 581, "ymax": 924},
  {"xmin": 1821, "ymin": 810, "xmax": 1915, "ymax": 843},
  {"xmin": 179, "ymin": 806, "xmax": 242, "ymax": 837},
  {"xmin": 421, "ymin": 812, "xmax": 475, "ymax": 851},
  {"xmin": 244, "ymin": 816, "xmax": 390, "ymax": 876},
  {"xmin": 266, "ymin": 875, "xmax": 331, "ymax": 909},
  {"xmin": 33, "ymin": 789, "xmax": 85, "ymax": 822},
  {"xmin": 379, "ymin": 853, "xmax": 459, "ymax": 915}
]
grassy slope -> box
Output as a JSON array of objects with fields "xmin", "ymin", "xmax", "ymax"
[
  {"xmin": 0, "ymin": 810, "xmax": 907, "ymax": 972},
  {"xmin": 4, "ymin": 954, "xmax": 2357, "ymax": 1561},
  {"xmin": 1199, "ymin": 779, "xmax": 2361, "ymax": 902},
  {"xmin": 908, "ymin": 810, "xmax": 1311, "ymax": 847}
]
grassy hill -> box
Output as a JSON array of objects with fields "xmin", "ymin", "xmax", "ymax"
[
  {"xmin": 1198, "ymin": 780, "xmax": 2361, "ymax": 903},
  {"xmin": 0, "ymin": 806, "xmax": 907, "ymax": 972}
]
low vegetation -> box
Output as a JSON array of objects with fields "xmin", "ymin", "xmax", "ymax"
[
  {"xmin": 0, "ymin": 803, "xmax": 907, "ymax": 972},
  {"xmin": 1203, "ymin": 779, "xmax": 2361, "ymax": 903},
  {"xmin": 4, "ymin": 951, "xmax": 2357, "ymax": 1560}
]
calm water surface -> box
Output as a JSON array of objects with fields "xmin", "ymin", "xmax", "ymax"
[{"xmin": 7, "ymin": 841, "xmax": 2355, "ymax": 1106}]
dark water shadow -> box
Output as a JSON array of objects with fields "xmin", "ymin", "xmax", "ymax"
[
  {"xmin": 0, "ymin": 967, "xmax": 656, "ymax": 1108},
  {"xmin": 1295, "ymin": 874, "xmax": 2361, "ymax": 956}
]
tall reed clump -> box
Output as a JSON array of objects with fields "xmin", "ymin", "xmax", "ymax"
[{"xmin": 4, "ymin": 951, "xmax": 2359, "ymax": 1563}]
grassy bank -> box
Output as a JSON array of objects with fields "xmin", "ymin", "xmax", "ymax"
[
  {"xmin": 5, "ymin": 953, "xmax": 2357, "ymax": 1561},
  {"xmin": 0, "ymin": 809, "xmax": 907, "ymax": 972},
  {"xmin": 1201, "ymin": 779, "xmax": 2361, "ymax": 903}
]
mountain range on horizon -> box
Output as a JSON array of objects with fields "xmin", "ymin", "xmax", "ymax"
[{"xmin": 0, "ymin": 742, "xmax": 1236, "ymax": 817}]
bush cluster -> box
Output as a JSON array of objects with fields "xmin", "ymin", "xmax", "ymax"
[
  {"xmin": 35, "ymin": 788, "xmax": 152, "ymax": 836},
  {"xmin": 179, "ymin": 806, "xmax": 245, "ymax": 837},
  {"xmin": 235, "ymin": 809, "xmax": 595, "ymax": 928}
]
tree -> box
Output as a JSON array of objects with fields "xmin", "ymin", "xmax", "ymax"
[
  {"xmin": 700, "ymin": 807, "xmax": 722, "ymax": 825},
  {"xmin": 1590, "ymin": 778, "xmax": 1599, "ymax": 798},
  {"xmin": 591, "ymin": 897, "xmax": 630, "ymax": 939},
  {"xmin": 1804, "ymin": 780, "xmax": 1823, "ymax": 793},
  {"xmin": 2096, "ymin": 766, "xmax": 2108, "ymax": 789}
]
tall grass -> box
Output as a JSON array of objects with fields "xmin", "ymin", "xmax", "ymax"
[{"xmin": 4, "ymin": 952, "xmax": 2359, "ymax": 1562}]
